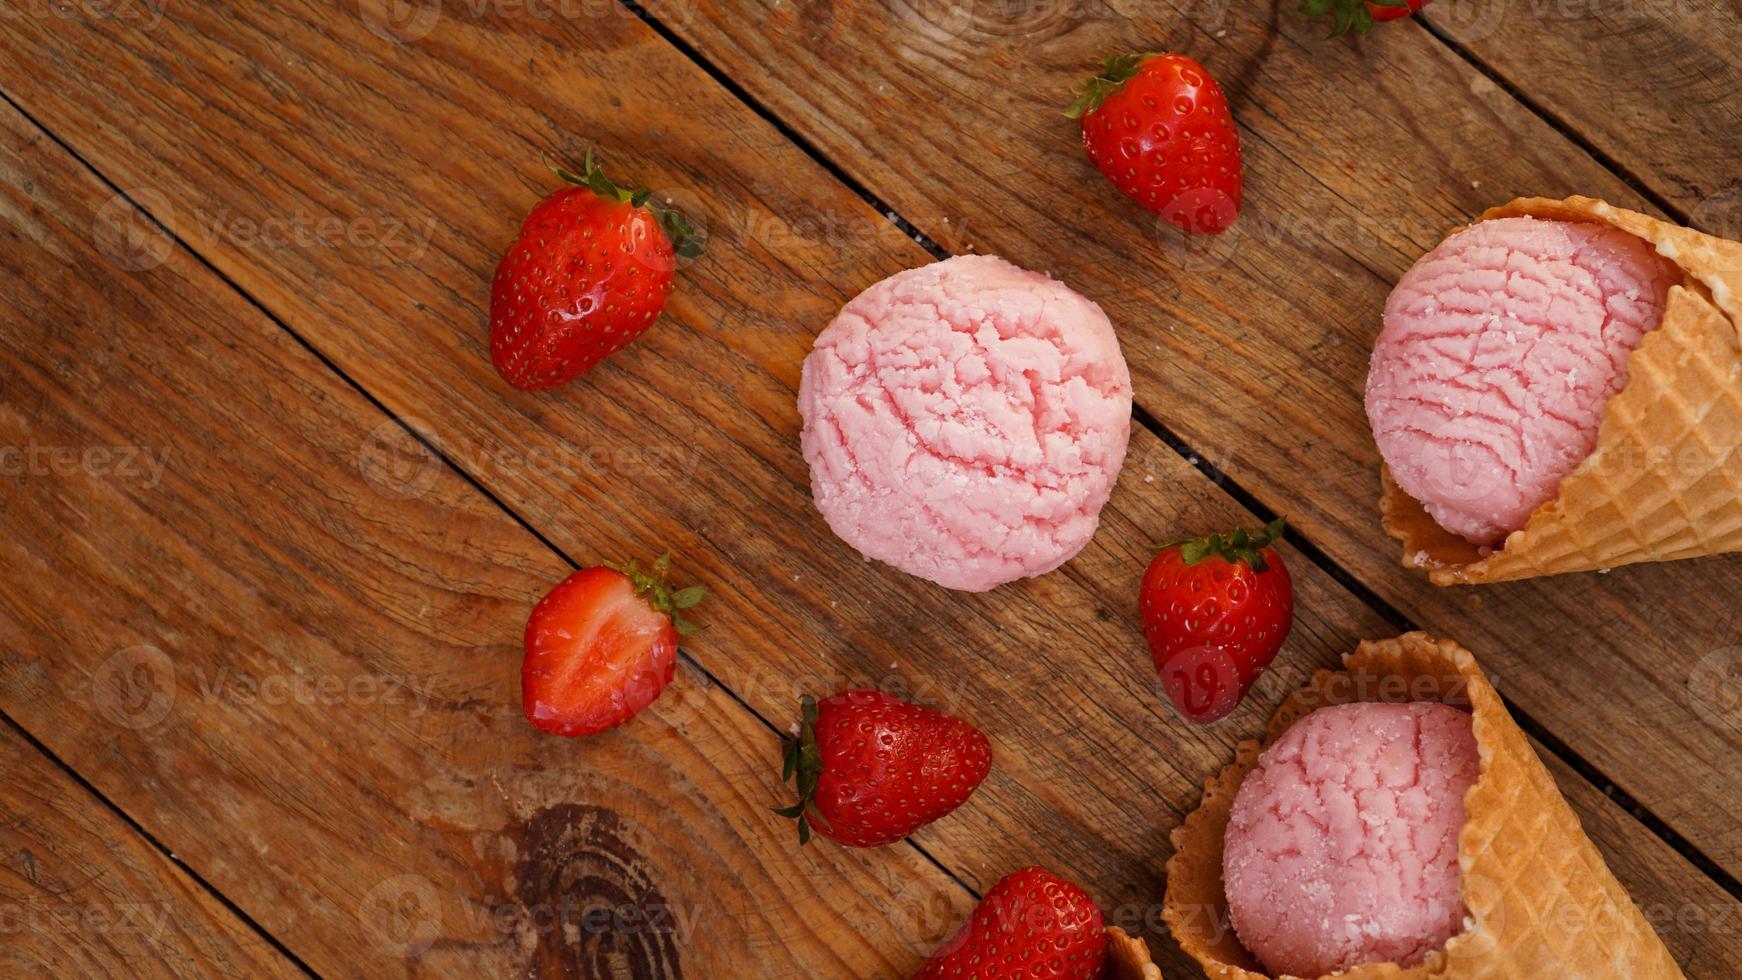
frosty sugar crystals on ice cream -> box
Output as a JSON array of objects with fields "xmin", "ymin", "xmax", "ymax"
[
  {"xmin": 1222, "ymin": 701, "xmax": 1478, "ymax": 977},
  {"xmin": 1370, "ymin": 197, "xmax": 1742, "ymax": 585},
  {"xmin": 798, "ymin": 255, "xmax": 1132, "ymax": 592},
  {"xmin": 1367, "ymin": 216, "xmax": 1680, "ymax": 547}
]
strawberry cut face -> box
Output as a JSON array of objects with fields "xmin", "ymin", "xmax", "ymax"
[{"xmin": 521, "ymin": 566, "xmax": 678, "ymax": 737}]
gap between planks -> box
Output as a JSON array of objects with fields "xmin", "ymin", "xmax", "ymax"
[
  {"xmin": 0, "ymin": 707, "xmax": 321, "ymax": 978},
  {"xmin": 612, "ymin": 0, "xmax": 1742, "ymax": 904},
  {"xmin": 1411, "ymin": 15, "xmax": 1688, "ymax": 225},
  {"xmin": 0, "ymin": 82, "xmax": 990, "ymax": 965}
]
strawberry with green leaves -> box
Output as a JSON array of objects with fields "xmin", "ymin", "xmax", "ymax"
[
  {"xmin": 915, "ymin": 867, "xmax": 1107, "ymax": 979},
  {"xmin": 1068, "ymin": 53, "xmax": 1243, "ymax": 235},
  {"xmin": 1140, "ymin": 519, "xmax": 1295, "ymax": 724},
  {"xmin": 775, "ymin": 690, "xmax": 990, "ymax": 847},
  {"xmin": 489, "ymin": 151, "xmax": 704, "ymax": 390},
  {"xmin": 1305, "ymin": 0, "xmax": 1431, "ymax": 37},
  {"xmin": 521, "ymin": 554, "xmax": 703, "ymax": 738}
]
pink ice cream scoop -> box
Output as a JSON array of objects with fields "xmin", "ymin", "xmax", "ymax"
[
  {"xmin": 1367, "ymin": 217, "xmax": 1680, "ymax": 546},
  {"xmin": 1223, "ymin": 701, "xmax": 1479, "ymax": 977},
  {"xmin": 798, "ymin": 255, "xmax": 1132, "ymax": 592}
]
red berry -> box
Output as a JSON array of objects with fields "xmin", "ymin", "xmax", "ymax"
[
  {"xmin": 488, "ymin": 152, "xmax": 703, "ymax": 390},
  {"xmin": 520, "ymin": 555, "xmax": 703, "ymax": 737},
  {"xmin": 1069, "ymin": 53, "xmax": 1243, "ymax": 235},
  {"xmin": 1371, "ymin": 0, "xmax": 1430, "ymax": 21},
  {"xmin": 774, "ymin": 690, "xmax": 990, "ymax": 848},
  {"xmin": 915, "ymin": 867, "xmax": 1107, "ymax": 979},
  {"xmin": 1139, "ymin": 519, "xmax": 1295, "ymax": 724},
  {"xmin": 1305, "ymin": 0, "xmax": 1431, "ymax": 37}
]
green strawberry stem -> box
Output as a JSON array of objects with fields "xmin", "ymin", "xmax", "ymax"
[
  {"xmin": 602, "ymin": 552, "xmax": 705, "ymax": 635},
  {"xmin": 1301, "ymin": 0, "xmax": 1409, "ymax": 38},
  {"xmin": 1169, "ymin": 518, "xmax": 1287, "ymax": 573},
  {"xmin": 551, "ymin": 150, "xmax": 707, "ymax": 259},
  {"xmin": 1065, "ymin": 52, "xmax": 1158, "ymax": 119},
  {"xmin": 772, "ymin": 694, "xmax": 829, "ymax": 845}
]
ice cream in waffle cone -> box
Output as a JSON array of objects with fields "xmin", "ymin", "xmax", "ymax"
[
  {"xmin": 1161, "ymin": 632, "xmax": 1683, "ymax": 979},
  {"xmin": 1378, "ymin": 197, "xmax": 1742, "ymax": 585}
]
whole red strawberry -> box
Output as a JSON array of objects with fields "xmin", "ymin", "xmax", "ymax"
[
  {"xmin": 1140, "ymin": 519, "xmax": 1294, "ymax": 724},
  {"xmin": 915, "ymin": 867, "xmax": 1106, "ymax": 979},
  {"xmin": 774, "ymin": 690, "xmax": 990, "ymax": 847},
  {"xmin": 521, "ymin": 554, "xmax": 703, "ymax": 737},
  {"xmin": 1304, "ymin": 0, "xmax": 1431, "ymax": 36},
  {"xmin": 489, "ymin": 151, "xmax": 704, "ymax": 390},
  {"xmin": 1068, "ymin": 53, "xmax": 1242, "ymax": 235}
]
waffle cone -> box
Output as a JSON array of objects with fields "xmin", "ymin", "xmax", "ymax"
[
  {"xmin": 1380, "ymin": 196, "xmax": 1742, "ymax": 585},
  {"xmin": 1162, "ymin": 632, "xmax": 1683, "ymax": 978},
  {"xmin": 1106, "ymin": 926, "xmax": 1164, "ymax": 980}
]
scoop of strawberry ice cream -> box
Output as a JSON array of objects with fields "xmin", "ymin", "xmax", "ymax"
[
  {"xmin": 1367, "ymin": 217, "xmax": 1680, "ymax": 546},
  {"xmin": 1223, "ymin": 701, "xmax": 1479, "ymax": 977},
  {"xmin": 798, "ymin": 255, "xmax": 1132, "ymax": 592}
]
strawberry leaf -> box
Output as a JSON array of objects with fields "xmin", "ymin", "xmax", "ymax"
[
  {"xmin": 606, "ymin": 553, "xmax": 704, "ymax": 631},
  {"xmin": 1303, "ymin": 0, "xmax": 1388, "ymax": 36},
  {"xmin": 1166, "ymin": 517, "xmax": 1287, "ymax": 571},
  {"xmin": 775, "ymin": 695, "xmax": 829, "ymax": 846},
  {"xmin": 550, "ymin": 150, "xmax": 708, "ymax": 259},
  {"xmin": 1065, "ymin": 52, "xmax": 1157, "ymax": 119}
]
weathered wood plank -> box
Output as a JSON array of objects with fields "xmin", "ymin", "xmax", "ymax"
[
  {"xmin": 0, "ymin": 724, "xmax": 302, "ymax": 979},
  {"xmin": 643, "ymin": 0, "xmax": 1742, "ymax": 873},
  {"xmin": 0, "ymin": 100, "xmax": 976, "ymax": 978},
  {"xmin": 2, "ymin": 2, "xmax": 1737, "ymax": 975},
  {"xmin": 1426, "ymin": 0, "xmax": 1742, "ymax": 223}
]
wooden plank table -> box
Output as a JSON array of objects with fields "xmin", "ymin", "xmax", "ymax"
[{"xmin": 0, "ymin": 1, "xmax": 1737, "ymax": 977}]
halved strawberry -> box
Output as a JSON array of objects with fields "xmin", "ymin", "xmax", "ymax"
[{"xmin": 521, "ymin": 555, "xmax": 703, "ymax": 737}]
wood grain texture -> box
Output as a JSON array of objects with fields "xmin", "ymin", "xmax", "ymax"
[
  {"xmin": 0, "ymin": 7, "xmax": 1407, "ymax": 973},
  {"xmin": 1426, "ymin": 0, "xmax": 1742, "ymax": 222},
  {"xmin": 645, "ymin": 0, "xmax": 1742, "ymax": 874},
  {"xmin": 0, "ymin": 101, "xmax": 977, "ymax": 978},
  {"xmin": 1, "ymin": 2, "xmax": 1737, "ymax": 977},
  {"xmin": 0, "ymin": 724, "xmax": 301, "ymax": 979}
]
